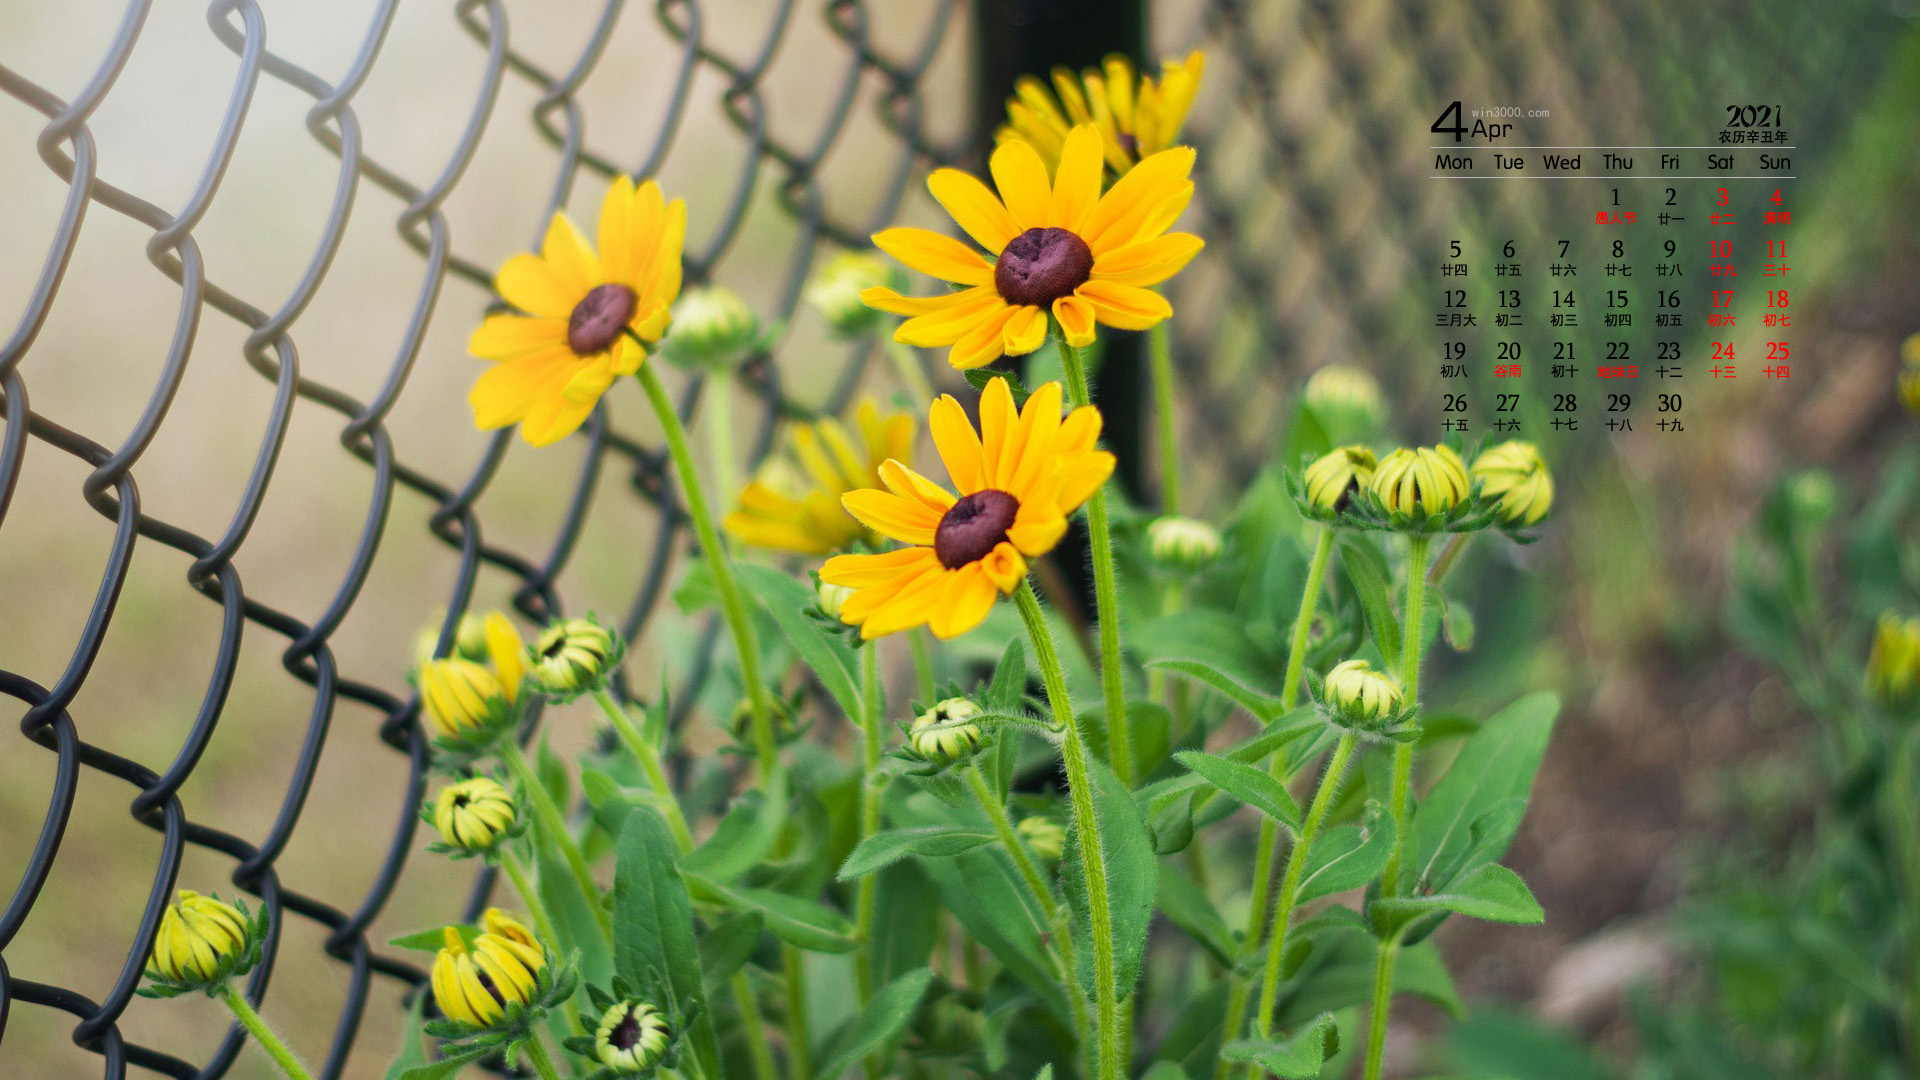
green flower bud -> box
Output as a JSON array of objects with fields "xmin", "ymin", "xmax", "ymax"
[
  {"xmin": 910, "ymin": 698, "xmax": 983, "ymax": 765},
  {"xmin": 1303, "ymin": 365, "xmax": 1383, "ymax": 435},
  {"xmin": 529, "ymin": 616, "xmax": 623, "ymax": 699},
  {"xmin": 1147, "ymin": 515, "xmax": 1222, "ymax": 571},
  {"xmin": 806, "ymin": 252, "xmax": 897, "ymax": 337},
  {"xmin": 664, "ymin": 286, "xmax": 761, "ymax": 370},
  {"xmin": 816, "ymin": 579, "xmax": 855, "ymax": 619},
  {"xmin": 595, "ymin": 999, "xmax": 672, "ymax": 1074},
  {"xmin": 1371, "ymin": 445, "xmax": 1470, "ymax": 518},
  {"xmin": 146, "ymin": 890, "xmax": 259, "ymax": 990},
  {"xmin": 1470, "ymin": 441, "xmax": 1555, "ymax": 526},
  {"xmin": 412, "ymin": 612, "xmax": 491, "ymax": 671},
  {"xmin": 432, "ymin": 776, "xmax": 517, "ymax": 853},
  {"xmin": 1323, "ymin": 659, "xmax": 1403, "ymax": 728},
  {"xmin": 1302, "ymin": 445, "xmax": 1377, "ymax": 514},
  {"xmin": 1017, "ymin": 815, "xmax": 1066, "ymax": 861},
  {"xmin": 1867, "ymin": 612, "xmax": 1920, "ymax": 710}
]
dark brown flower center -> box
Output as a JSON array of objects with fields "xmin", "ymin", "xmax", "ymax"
[
  {"xmin": 567, "ymin": 283, "xmax": 638, "ymax": 355},
  {"xmin": 451, "ymin": 792, "xmax": 471, "ymax": 809},
  {"xmin": 475, "ymin": 967, "xmax": 506, "ymax": 1005},
  {"xmin": 993, "ymin": 227, "xmax": 1093, "ymax": 308},
  {"xmin": 934, "ymin": 490, "xmax": 1019, "ymax": 569},
  {"xmin": 610, "ymin": 1008, "xmax": 641, "ymax": 1050}
]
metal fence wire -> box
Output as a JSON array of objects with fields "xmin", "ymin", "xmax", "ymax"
[{"xmin": 0, "ymin": 0, "xmax": 1901, "ymax": 1076}]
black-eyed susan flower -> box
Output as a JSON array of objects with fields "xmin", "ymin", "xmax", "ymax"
[
  {"xmin": 807, "ymin": 252, "xmax": 900, "ymax": 337},
  {"xmin": 141, "ymin": 890, "xmax": 265, "ymax": 994},
  {"xmin": 1322, "ymin": 659, "xmax": 1403, "ymax": 729},
  {"xmin": 1371, "ymin": 445, "xmax": 1471, "ymax": 519},
  {"xmin": 1470, "ymin": 441, "xmax": 1554, "ymax": 526},
  {"xmin": 429, "ymin": 911, "xmax": 550, "ymax": 1032},
  {"xmin": 429, "ymin": 776, "xmax": 520, "ymax": 857},
  {"xmin": 820, "ymin": 378, "xmax": 1115, "ymax": 639},
  {"xmin": 419, "ymin": 612, "xmax": 526, "ymax": 752},
  {"xmin": 1301, "ymin": 445, "xmax": 1378, "ymax": 516},
  {"xmin": 862, "ymin": 124, "xmax": 1202, "ymax": 370},
  {"xmin": 1146, "ymin": 514, "xmax": 1221, "ymax": 571},
  {"xmin": 592, "ymin": 999, "xmax": 672, "ymax": 1074},
  {"xmin": 1867, "ymin": 612, "xmax": 1920, "ymax": 709},
  {"xmin": 1017, "ymin": 815, "xmax": 1067, "ymax": 861},
  {"xmin": 723, "ymin": 401, "xmax": 915, "ymax": 556},
  {"xmin": 909, "ymin": 698, "xmax": 984, "ymax": 765},
  {"xmin": 528, "ymin": 616, "xmax": 623, "ymax": 700},
  {"xmin": 469, "ymin": 177, "xmax": 686, "ymax": 446},
  {"xmin": 996, "ymin": 52, "xmax": 1205, "ymax": 177}
]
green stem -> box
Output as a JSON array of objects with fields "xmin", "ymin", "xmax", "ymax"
[
  {"xmin": 1057, "ymin": 336, "xmax": 1133, "ymax": 788},
  {"xmin": 592, "ymin": 688, "xmax": 695, "ymax": 852},
  {"xmin": 1379, "ymin": 533, "xmax": 1431, "ymax": 898},
  {"xmin": 522, "ymin": 1031, "xmax": 566, "ymax": 1080},
  {"xmin": 500, "ymin": 740, "xmax": 614, "ymax": 945},
  {"xmin": 1148, "ymin": 320, "xmax": 1180, "ymax": 514},
  {"xmin": 1216, "ymin": 525, "xmax": 1336, "ymax": 1080},
  {"xmin": 733, "ymin": 973, "xmax": 782, "ymax": 1080},
  {"xmin": 885, "ymin": 338, "xmax": 936, "ymax": 404},
  {"xmin": 216, "ymin": 983, "xmax": 314, "ymax": 1080},
  {"xmin": 854, "ymin": 642, "xmax": 885, "ymax": 1005},
  {"xmin": 706, "ymin": 370, "xmax": 736, "ymax": 540},
  {"xmin": 1014, "ymin": 581, "xmax": 1121, "ymax": 1080},
  {"xmin": 1361, "ymin": 933, "xmax": 1401, "ymax": 1080},
  {"xmin": 782, "ymin": 945, "xmax": 813, "ymax": 1080},
  {"xmin": 500, "ymin": 851, "xmax": 585, "ymax": 1037},
  {"xmin": 908, "ymin": 628, "xmax": 938, "ymax": 703},
  {"xmin": 1253, "ymin": 733, "xmax": 1358, "ymax": 1037},
  {"xmin": 965, "ymin": 763, "xmax": 1057, "ymax": 920},
  {"xmin": 1425, "ymin": 532, "xmax": 1471, "ymax": 588},
  {"xmin": 636, "ymin": 361, "xmax": 778, "ymax": 776}
]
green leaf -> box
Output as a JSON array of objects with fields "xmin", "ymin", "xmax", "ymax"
[
  {"xmin": 540, "ymin": 841, "xmax": 612, "ymax": 985},
  {"xmin": 1131, "ymin": 608, "xmax": 1284, "ymax": 694},
  {"xmin": 1140, "ymin": 708, "xmax": 1321, "ymax": 816},
  {"xmin": 1222, "ymin": 1011, "xmax": 1341, "ymax": 1078},
  {"xmin": 1156, "ymin": 867, "xmax": 1236, "ymax": 967},
  {"xmin": 1064, "ymin": 756, "xmax": 1158, "ymax": 1000},
  {"xmin": 1371, "ymin": 863, "xmax": 1544, "ymax": 932},
  {"xmin": 1145, "ymin": 658, "xmax": 1287, "ymax": 723},
  {"xmin": 1413, "ymin": 692, "xmax": 1558, "ymax": 893},
  {"xmin": 1441, "ymin": 595, "xmax": 1475, "ymax": 651},
  {"xmin": 736, "ymin": 562, "xmax": 862, "ymax": 719},
  {"xmin": 1175, "ymin": 751, "xmax": 1301, "ymax": 830},
  {"xmin": 681, "ymin": 769, "xmax": 789, "ymax": 884},
  {"xmin": 380, "ymin": 992, "xmax": 428, "ymax": 1080},
  {"xmin": 812, "ymin": 967, "xmax": 935, "ymax": 1080},
  {"xmin": 536, "ymin": 735, "xmax": 570, "ymax": 811},
  {"xmin": 690, "ymin": 875, "xmax": 858, "ymax": 953},
  {"xmin": 1296, "ymin": 803, "xmax": 1395, "ymax": 905},
  {"xmin": 581, "ymin": 766, "xmax": 638, "ymax": 839},
  {"xmin": 866, "ymin": 861, "xmax": 940, "ymax": 987},
  {"xmin": 984, "ymin": 638, "xmax": 1028, "ymax": 712},
  {"xmin": 613, "ymin": 806, "xmax": 707, "ymax": 1014},
  {"xmin": 838, "ymin": 826, "xmax": 998, "ymax": 879},
  {"xmin": 391, "ymin": 1045, "xmax": 494, "ymax": 1080},
  {"xmin": 387, "ymin": 924, "xmax": 474, "ymax": 953},
  {"xmin": 1337, "ymin": 535, "xmax": 1401, "ymax": 670},
  {"xmin": 699, "ymin": 910, "xmax": 765, "ymax": 990},
  {"xmin": 1276, "ymin": 910, "xmax": 1461, "ymax": 1026}
]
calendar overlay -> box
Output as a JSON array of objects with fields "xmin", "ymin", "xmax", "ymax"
[{"xmin": 1425, "ymin": 102, "xmax": 1795, "ymax": 437}]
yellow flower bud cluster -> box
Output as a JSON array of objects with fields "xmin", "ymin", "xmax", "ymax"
[{"xmin": 430, "ymin": 909, "xmax": 548, "ymax": 1030}]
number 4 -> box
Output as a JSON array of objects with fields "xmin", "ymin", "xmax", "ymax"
[{"xmin": 1432, "ymin": 101, "xmax": 1466, "ymax": 142}]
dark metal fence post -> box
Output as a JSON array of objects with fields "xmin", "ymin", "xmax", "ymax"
[{"xmin": 972, "ymin": 0, "xmax": 1152, "ymax": 506}]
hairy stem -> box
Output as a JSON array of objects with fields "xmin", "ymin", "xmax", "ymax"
[
  {"xmin": 885, "ymin": 338, "xmax": 936, "ymax": 404},
  {"xmin": 1058, "ymin": 337, "xmax": 1133, "ymax": 787},
  {"xmin": 500, "ymin": 740, "xmax": 613, "ymax": 945},
  {"xmin": 636, "ymin": 361, "xmax": 778, "ymax": 775},
  {"xmin": 965, "ymin": 762, "xmax": 1056, "ymax": 920},
  {"xmin": 522, "ymin": 1031, "xmax": 566, "ymax": 1080},
  {"xmin": 1148, "ymin": 320, "xmax": 1180, "ymax": 514},
  {"xmin": 907, "ymin": 628, "xmax": 937, "ymax": 703},
  {"xmin": 1360, "ymin": 933, "xmax": 1401, "ymax": 1080},
  {"xmin": 855, "ymin": 642, "xmax": 885, "ymax": 1004},
  {"xmin": 705, "ymin": 370, "xmax": 736, "ymax": 541},
  {"xmin": 782, "ymin": 945, "xmax": 813, "ymax": 1080},
  {"xmin": 216, "ymin": 983, "xmax": 314, "ymax": 1080},
  {"xmin": 1253, "ymin": 733, "xmax": 1358, "ymax": 1037},
  {"xmin": 592, "ymin": 688, "xmax": 695, "ymax": 851},
  {"xmin": 1380, "ymin": 533, "xmax": 1431, "ymax": 897},
  {"xmin": 1015, "ymin": 581, "xmax": 1121, "ymax": 1080}
]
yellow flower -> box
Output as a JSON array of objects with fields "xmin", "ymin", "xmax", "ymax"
[
  {"xmin": 1323, "ymin": 659, "xmax": 1402, "ymax": 727},
  {"xmin": 419, "ymin": 612, "xmax": 525, "ymax": 742},
  {"xmin": 1471, "ymin": 441, "xmax": 1554, "ymax": 526},
  {"xmin": 1017, "ymin": 815, "xmax": 1067, "ymax": 860},
  {"xmin": 821, "ymin": 378, "xmax": 1114, "ymax": 639},
  {"xmin": 1303, "ymin": 445, "xmax": 1377, "ymax": 513},
  {"xmin": 148, "ymin": 890, "xmax": 254, "ymax": 986},
  {"xmin": 432, "ymin": 776, "xmax": 517, "ymax": 853},
  {"xmin": 529, "ymin": 616, "xmax": 622, "ymax": 698},
  {"xmin": 1370, "ymin": 445, "xmax": 1471, "ymax": 518},
  {"xmin": 996, "ymin": 52, "xmax": 1206, "ymax": 176},
  {"xmin": 469, "ymin": 177, "xmax": 686, "ymax": 446},
  {"xmin": 910, "ymin": 698, "xmax": 984, "ymax": 764},
  {"xmin": 596, "ymin": 999, "xmax": 672, "ymax": 1073},
  {"xmin": 429, "ymin": 914, "xmax": 547, "ymax": 1030},
  {"xmin": 723, "ymin": 401, "xmax": 915, "ymax": 555},
  {"xmin": 1867, "ymin": 612, "xmax": 1920, "ymax": 709},
  {"xmin": 863, "ymin": 124, "xmax": 1203, "ymax": 369}
]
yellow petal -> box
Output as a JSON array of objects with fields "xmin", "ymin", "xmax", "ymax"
[
  {"xmin": 838, "ymin": 553, "xmax": 943, "ymax": 623},
  {"xmin": 822, "ymin": 546, "xmax": 939, "ymax": 588},
  {"xmin": 895, "ymin": 290, "xmax": 1006, "ymax": 348},
  {"xmin": 928, "ymin": 565, "xmax": 998, "ymax": 639},
  {"xmin": 1092, "ymin": 233, "xmax": 1205, "ymax": 286},
  {"xmin": 598, "ymin": 175, "xmax": 636, "ymax": 285},
  {"xmin": 496, "ymin": 253, "xmax": 581, "ymax": 318},
  {"xmin": 518, "ymin": 371, "xmax": 600, "ymax": 446},
  {"xmin": 470, "ymin": 349, "xmax": 579, "ymax": 430},
  {"xmin": 861, "ymin": 565, "xmax": 956, "ymax": 638},
  {"xmin": 989, "ymin": 137, "xmax": 1053, "ymax": 230},
  {"xmin": 1077, "ymin": 279, "xmax": 1173, "ymax": 331},
  {"xmin": 945, "ymin": 303, "xmax": 1017, "ymax": 370},
  {"xmin": 1057, "ymin": 403, "xmax": 1103, "ymax": 455},
  {"xmin": 470, "ymin": 314, "xmax": 567, "ymax": 360},
  {"xmin": 841, "ymin": 489, "xmax": 942, "ymax": 546},
  {"xmin": 873, "ymin": 227, "xmax": 993, "ymax": 287},
  {"xmin": 1081, "ymin": 146, "xmax": 1195, "ymax": 254},
  {"xmin": 1103, "ymin": 55, "xmax": 1137, "ymax": 132},
  {"xmin": 1049, "ymin": 125, "xmax": 1105, "ymax": 233},
  {"xmin": 1002, "ymin": 304, "xmax": 1049, "ymax": 356},
  {"xmin": 1006, "ymin": 511, "xmax": 1067, "ymax": 557},
  {"xmin": 1004, "ymin": 380, "xmax": 1064, "ymax": 493},
  {"xmin": 862, "ymin": 285, "xmax": 983, "ymax": 317},
  {"xmin": 540, "ymin": 212, "xmax": 602, "ymax": 295},
  {"xmin": 1056, "ymin": 450, "xmax": 1116, "ymax": 513},
  {"xmin": 484, "ymin": 612, "xmax": 524, "ymax": 704},
  {"xmin": 1052, "ymin": 295, "xmax": 1097, "ymax": 347},
  {"xmin": 978, "ymin": 540, "xmax": 1028, "ymax": 592},
  {"xmin": 978, "ymin": 376, "xmax": 1017, "ymax": 486},
  {"xmin": 929, "ymin": 395, "xmax": 985, "ymax": 495},
  {"xmin": 928, "ymin": 169, "xmax": 1020, "ymax": 255},
  {"xmin": 1134, "ymin": 182, "xmax": 1195, "ymax": 245},
  {"xmin": 878, "ymin": 459, "xmax": 958, "ymax": 514}
]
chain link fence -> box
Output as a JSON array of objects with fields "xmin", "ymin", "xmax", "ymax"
[{"xmin": 0, "ymin": 0, "xmax": 1905, "ymax": 1076}]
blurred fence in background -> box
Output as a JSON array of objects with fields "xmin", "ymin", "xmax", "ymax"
[{"xmin": 0, "ymin": 0, "xmax": 1905, "ymax": 1076}]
